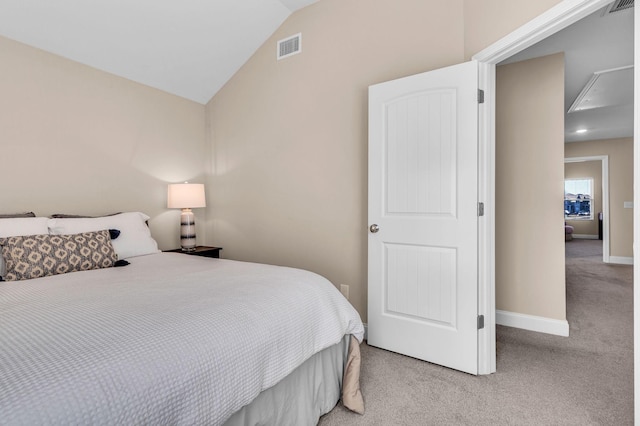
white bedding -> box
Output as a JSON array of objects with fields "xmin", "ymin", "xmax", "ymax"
[{"xmin": 0, "ymin": 253, "xmax": 364, "ymax": 425}]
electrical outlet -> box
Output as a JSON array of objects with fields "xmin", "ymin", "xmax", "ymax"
[{"xmin": 340, "ymin": 284, "xmax": 349, "ymax": 300}]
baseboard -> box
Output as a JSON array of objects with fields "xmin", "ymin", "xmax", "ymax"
[
  {"xmin": 496, "ymin": 310, "xmax": 569, "ymax": 337},
  {"xmin": 366, "ymin": 312, "xmax": 571, "ymax": 339},
  {"xmin": 572, "ymin": 234, "xmax": 599, "ymax": 240},
  {"xmin": 608, "ymin": 256, "xmax": 634, "ymax": 265}
]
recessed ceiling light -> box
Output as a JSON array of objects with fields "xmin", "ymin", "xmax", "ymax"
[{"xmin": 576, "ymin": 129, "xmax": 588, "ymax": 134}]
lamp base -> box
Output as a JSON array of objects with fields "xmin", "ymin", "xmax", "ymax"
[{"xmin": 180, "ymin": 208, "xmax": 197, "ymax": 251}]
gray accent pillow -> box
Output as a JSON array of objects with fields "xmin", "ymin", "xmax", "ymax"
[
  {"xmin": 0, "ymin": 230, "xmax": 118, "ymax": 281},
  {"xmin": 0, "ymin": 212, "xmax": 36, "ymax": 218},
  {"xmin": 51, "ymin": 213, "xmax": 121, "ymax": 218}
]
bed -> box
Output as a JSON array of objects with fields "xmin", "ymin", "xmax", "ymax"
[{"xmin": 0, "ymin": 213, "xmax": 364, "ymax": 425}]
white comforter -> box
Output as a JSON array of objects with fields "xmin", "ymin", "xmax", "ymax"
[{"xmin": 0, "ymin": 253, "xmax": 364, "ymax": 425}]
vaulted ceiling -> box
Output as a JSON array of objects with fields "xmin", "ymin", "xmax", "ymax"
[
  {"xmin": 0, "ymin": 0, "xmax": 319, "ymax": 104},
  {"xmin": 0, "ymin": 1, "xmax": 634, "ymax": 144}
]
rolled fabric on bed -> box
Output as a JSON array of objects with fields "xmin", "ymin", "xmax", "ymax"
[{"xmin": 0, "ymin": 230, "xmax": 118, "ymax": 281}]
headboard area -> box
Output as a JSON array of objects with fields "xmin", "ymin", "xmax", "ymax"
[
  {"xmin": 0, "ymin": 207, "xmax": 208, "ymax": 252},
  {"xmin": 0, "ymin": 36, "xmax": 209, "ymax": 251}
]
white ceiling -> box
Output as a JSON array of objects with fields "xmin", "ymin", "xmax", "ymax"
[
  {"xmin": 0, "ymin": 0, "xmax": 318, "ymax": 104},
  {"xmin": 0, "ymin": 1, "xmax": 633, "ymax": 137},
  {"xmin": 501, "ymin": 4, "xmax": 634, "ymax": 143}
]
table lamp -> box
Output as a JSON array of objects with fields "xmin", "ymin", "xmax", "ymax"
[{"xmin": 167, "ymin": 183, "xmax": 206, "ymax": 251}]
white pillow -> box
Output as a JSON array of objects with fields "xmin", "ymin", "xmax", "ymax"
[
  {"xmin": 47, "ymin": 212, "xmax": 160, "ymax": 259},
  {"xmin": 0, "ymin": 217, "xmax": 49, "ymax": 278}
]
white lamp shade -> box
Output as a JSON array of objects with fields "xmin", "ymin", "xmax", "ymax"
[{"xmin": 167, "ymin": 183, "xmax": 206, "ymax": 209}]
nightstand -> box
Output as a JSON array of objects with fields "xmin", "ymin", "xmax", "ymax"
[{"xmin": 164, "ymin": 246, "xmax": 223, "ymax": 258}]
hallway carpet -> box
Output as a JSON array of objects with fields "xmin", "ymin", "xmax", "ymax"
[{"xmin": 319, "ymin": 239, "xmax": 633, "ymax": 425}]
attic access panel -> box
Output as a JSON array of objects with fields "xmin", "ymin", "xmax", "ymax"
[{"xmin": 568, "ymin": 65, "xmax": 634, "ymax": 113}]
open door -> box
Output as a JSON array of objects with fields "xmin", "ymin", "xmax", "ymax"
[{"xmin": 368, "ymin": 61, "xmax": 479, "ymax": 375}]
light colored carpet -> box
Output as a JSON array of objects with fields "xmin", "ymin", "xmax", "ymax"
[{"xmin": 319, "ymin": 239, "xmax": 633, "ymax": 425}]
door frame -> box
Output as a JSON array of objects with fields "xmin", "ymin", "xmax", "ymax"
[
  {"xmin": 564, "ymin": 156, "xmax": 610, "ymax": 262},
  {"xmin": 472, "ymin": 0, "xmax": 618, "ymax": 376}
]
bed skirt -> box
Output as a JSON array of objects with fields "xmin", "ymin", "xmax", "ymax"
[{"xmin": 224, "ymin": 335, "xmax": 363, "ymax": 425}]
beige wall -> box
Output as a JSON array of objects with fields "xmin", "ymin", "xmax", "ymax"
[
  {"xmin": 496, "ymin": 54, "xmax": 566, "ymax": 320},
  {"xmin": 205, "ymin": 0, "xmax": 466, "ymax": 320},
  {"xmin": 565, "ymin": 138, "xmax": 634, "ymax": 258},
  {"xmin": 206, "ymin": 0, "xmax": 570, "ymax": 322},
  {"xmin": 0, "ymin": 36, "xmax": 207, "ymax": 250},
  {"xmin": 564, "ymin": 161, "xmax": 602, "ymax": 236},
  {"xmin": 463, "ymin": 0, "xmax": 564, "ymax": 58}
]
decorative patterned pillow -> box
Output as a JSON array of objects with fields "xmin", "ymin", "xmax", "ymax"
[
  {"xmin": 0, "ymin": 217, "xmax": 50, "ymax": 279},
  {"xmin": 0, "ymin": 230, "xmax": 118, "ymax": 281}
]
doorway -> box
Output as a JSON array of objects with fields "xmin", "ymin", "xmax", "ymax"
[
  {"xmin": 472, "ymin": 0, "xmax": 637, "ymax": 398},
  {"xmin": 473, "ymin": 0, "xmax": 637, "ymax": 416},
  {"xmin": 564, "ymin": 156, "xmax": 611, "ymax": 263}
]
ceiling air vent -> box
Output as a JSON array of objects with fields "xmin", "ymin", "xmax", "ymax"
[
  {"xmin": 277, "ymin": 33, "xmax": 301, "ymax": 60},
  {"xmin": 608, "ymin": 0, "xmax": 634, "ymax": 13}
]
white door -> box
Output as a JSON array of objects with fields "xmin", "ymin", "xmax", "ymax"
[{"xmin": 368, "ymin": 61, "xmax": 479, "ymax": 375}]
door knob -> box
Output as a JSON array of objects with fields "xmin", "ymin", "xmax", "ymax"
[{"xmin": 369, "ymin": 224, "xmax": 380, "ymax": 233}]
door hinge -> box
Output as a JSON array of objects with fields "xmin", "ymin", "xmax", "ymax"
[
  {"xmin": 478, "ymin": 315, "xmax": 485, "ymax": 330},
  {"xmin": 478, "ymin": 202, "xmax": 485, "ymax": 217},
  {"xmin": 478, "ymin": 89, "xmax": 485, "ymax": 104}
]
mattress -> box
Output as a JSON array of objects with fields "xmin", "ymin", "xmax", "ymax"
[{"xmin": 0, "ymin": 253, "xmax": 364, "ymax": 425}]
